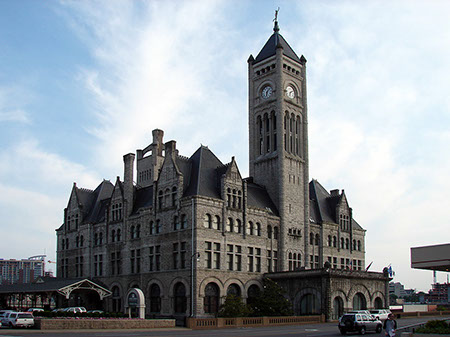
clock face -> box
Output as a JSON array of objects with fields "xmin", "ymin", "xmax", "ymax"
[
  {"xmin": 286, "ymin": 86, "xmax": 295, "ymax": 99},
  {"xmin": 261, "ymin": 86, "xmax": 273, "ymax": 99}
]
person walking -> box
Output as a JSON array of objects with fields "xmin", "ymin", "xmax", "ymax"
[{"xmin": 384, "ymin": 313, "xmax": 397, "ymax": 337}]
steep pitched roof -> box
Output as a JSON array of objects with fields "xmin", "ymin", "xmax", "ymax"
[
  {"xmin": 246, "ymin": 181, "xmax": 279, "ymax": 216},
  {"xmin": 132, "ymin": 185, "xmax": 153, "ymax": 214},
  {"xmin": 84, "ymin": 180, "xmax": 114, "ymax": 223},
  {"xmin": 183, "ymin": 146, "xmax": 224, "ymax": 199},
  {"xmin": 309, "ymin": 179, "xmax": 363, "ymax": 230},
  {"xmin": 254, "ymin": 23, "xmax": 302, "ymax": 64}
]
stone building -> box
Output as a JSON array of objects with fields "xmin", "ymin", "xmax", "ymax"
[{"xmin": 56, "ymin": 20, "xmax": 388, "ymax": 320}]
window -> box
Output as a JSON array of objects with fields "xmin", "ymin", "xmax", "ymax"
[
  {"xmin": 111, "ymin": 251, "xmax": 122, "ymax": 275},
  {"xmin": 267, "ymin": 225, "xmax": 272, "ymax": 239},
  {"xmin": 235, "ymin": 245, "xmax": 242, "ymax": 271},
  {"xmin": 227, "ymin": 218, "xmax": 233, "ymax": 232},
  {"xmin": 273, "ymin": 226, "xmax": 279, "ymax": 240},
  {"xmin": 353, "ymin": 239, "xmax": 356, "ymax": 250},
  {"xmin": 357, "ymin": 240, "xmax": 361, "ymax": 251},
  {"xmin": 130, "ymin": 249, "xmax": 140, "ymax": 274},
  {"xmin": 247, "ymin": 221, "xmax": 254, "ymax": 235},
  {"xmin": 315, "ymin": 234, "xmax": 320, "ymax": 245},
  {"xmin": 204, "ymin": 283, "xmax": 220, "ymax": 314},
  {"xmin": 149, "ymin": 245, "xmax": 161, "ymax": 271},
  {"xmin": 227, "ymin": 245, "xmax": 233, "ymax": 271},
  {"xmin": 345, "ymin": 238, "xmax": 349, "ymax": 249},
  {"xmin": 204, "ymin": 214, "xmax": 212, "ymax": 228},
  {"xmin": 310, "ymin": 233, "xmax": 314, "ymax": 245},
  {"xmin": 255, "ymin": 248, "xmax": 261, "ymax": 272},
  {"xmin": 341, "ymin": 238, "xmax": 345, "ymax": 249},
  {"xmin": 150, "ymin": 284, "xmax": 161, "ymax": 313},
  {"xmin": 181, "ymin": 214, "xmax": 187, "ymax": 229},
  {"xmin": 158, "ymin": 190, "xmax": 163, "ymax": 209},
  {"xmin": 213, "ymin": 243, "xmax": 220, "ymax": 269},
  {"xmin": 333, "ymin": 236, "xmax": 337, "ymax": 247},
  {"xmin": 94, "ymin": 254, "xmax": 103, "ymax": 276},
  {"xmin": 173, "ymin": 243, "xmax": 179, "ymax": 269},
  {"xmin": 255, "ymin": 223, "xmax": 261, "ymax": 236},
  {"xmin": 156, "ymin": 220, "xmax": 161, "ymax": 234},
  {"xmin": 112, "ymin": 203, "xmax": 122, "ymax": 221},
  {"xmin": 235, "ymin": 219, "xmax": 242, "ymax": 233},
  {"xmin": 174, "ymin": 216, "xmax": 180, "ymax": 231},
  {"xmin": 248, "ymin": 247, "xmax": 254, "ymax": 272},
  {"xmin": 205, "ymin": 242, "xmax": 212, "ymax": 269},
  {"xmin": 130, "ymin": 226, "xmax": 136, "ymax": 239},
  {"xmin": 205, "ymin": 242, "xmax": 220, "ymax": 269},
  {"xmin": 213, "ymin": 215, "xmax": 221, "ymax": 230},
  {"xmin": 111, "ymin": 230, "xmax": 116, "ymax": 242},
  {"xmin": 171, "ymin": 186, "xmax": 177, "ymax": 206},
  {"xmin": 328, "ymin": 235, "xmax": 332, "ymax": 247}
]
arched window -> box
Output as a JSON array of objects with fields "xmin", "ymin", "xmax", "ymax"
[
  {"xmin": 213, "ymin": 215, "xmax": 221, "ymax": 230},
  {"xmin": 235, "ymin": 219, "xmax": 242, "ymax": 233},
  {"xmin": 94, "ymin": 233, "xmax": 98, "ymax": 246},
  {"xmin": 267, "ymin": 225, "xmax": 272, "ymax": 239},
  {"xmin": 357, "ymin": 240, "xmax": 361, "ymax": 251},
  {"xmin": 345, "ymin": 238, "xmax": 349, "ymax": 249},
  {"xmin": 204, "ymin": 283, "xmax": 220, "ymax": 314},
  {"xmin": 181, "ymin": 214, "xmax": 187, "ymax": 229},
  {"xmin": 99, "ymin": 232, "xmax": 103, "ymax": 244},
  {"xmin": 174, "ymin": 282, "xmax": 187, "ymax": 314},
  {"xmin": 76, "ymin": 236, "xmax": 79, "ymax": 247},
  {"xmin": 156, "ymin": 220, "xmax": 161, "ymax": 234},
  {"xmin": 227, "ymin": 188, "xmax": 232, "ymax": 207},
  {"xmin": 66, "ymin": 238, "xmax": 69, "ymax": 249},
  {"xmin": 315, "ymin": 234, "xmax": 320, "ymax": 246},
  {"xmin": 130, "ymin": 226, "xmax": 135, "ymax": 239},
  {"xmin": 309, "ymin": 233, "xmax": 314, "ymax": 245},
  {"xmin": 333, "ymin": 236, "xmax": 337, "ymax": 247},
  {"xmin": 353, "ymin": 239, "xmax": 356, "ymax": 250},
  {"xmin": 232, "ymin": 189, "xmax": 237, "ymax": 208},
  {"xmin": 204, "ymin": 214, "xmax": 212, "ymax": 228},
  {"xmin": 80, "ymin": 235, "xmax": 84, "ymax": 247},
  {"xmin": 150, "ymin": 221, "xmax": 155, "ymax": 234},
  {"xmin": 247, "ymin": 221, "xmax": 254, "ymax": 235},
  {"xmin": 273, "ymin": 226, "xmax": 279, "ymax": 240},
  {"xmin": 328, "ymin": 235, "xmax": 332, "ymax": 247},
  {"xmin": 111, "ymin": 230, "xmax": 116, "ymax": 242},
  {"xmin": 341, "ymin": 238, "xmax": 345, "ymax": 249},
  {"xmin": 150, "ymin": 284, "xmax": 161, "ymax": 313},
  {"xmin": 255, "ymin": 222, "xmax": 261, "ymax": 236},
  {"xmin": 227, "ymin": 283, "xmax": 241, "ymax": 297},
  {"xmin": 237, "ymin": 190, "xmax": 242, "ymax": 209},
  {"xmin": 289, "ymin": 252, "xmax": 293, "ymax": 270},
  {"xmin": 227, "ymin": 218, "xmax": 233, "ymax": 232}
]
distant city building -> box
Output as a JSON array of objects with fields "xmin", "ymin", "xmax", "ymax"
[
  {"xmin": 424, "ymin": 282, "xmax": 450, "ymax": 304},
  {"xmin": 0, "ymin": 255, "xmax": 46, "ymax": 285}
]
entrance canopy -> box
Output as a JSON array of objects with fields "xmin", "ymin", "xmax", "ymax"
[
  {"xmin": 411, "ymin": 243, "xmax": 450, "ymax": 272},
  {"xmin": 0, "ymin": 277, "xmax": 112, "ymax": 300}
]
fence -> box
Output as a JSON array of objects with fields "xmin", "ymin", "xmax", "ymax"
[{"xmin": 187, "ymin": 314, "xmax": 325, "ymax": 329}]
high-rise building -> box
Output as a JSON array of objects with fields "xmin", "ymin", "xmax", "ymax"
[{"xmin": 0, "ymin": 256, "xmax": 45, "ymax": 285}]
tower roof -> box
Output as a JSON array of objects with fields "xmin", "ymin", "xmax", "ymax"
[{"xmin": 254, "ymin": 20, "xmax": 302, "ymax": 64}]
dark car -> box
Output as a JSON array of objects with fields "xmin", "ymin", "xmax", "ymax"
[{"xmin": 339, "ymin": 313, "xmax": 382, "ymax": 335}]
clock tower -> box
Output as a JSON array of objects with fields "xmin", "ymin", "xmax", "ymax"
[{"xmin": 248, "ymin": 20, "xmax": 309, "ymax": 270}]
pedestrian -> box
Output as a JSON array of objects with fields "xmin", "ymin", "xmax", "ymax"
[{"xmin": 384, "ymin": 313, "xmax": 397, "ymax": 337}]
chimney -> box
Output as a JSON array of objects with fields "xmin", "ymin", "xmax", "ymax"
[
  {"xmin": 123, "ymin": 153, "xmax": 135, "ymax": 216},
  {"xmin": 330, "ymin": 189, "xmax": 340, "ymax": 197},
  {"xmin": 152, "ymin": 129, "xmax": 164, "ymax": 156},
  {"xmin": 165, "ymin": 140, "xmax": 177, "ymax": 158}
]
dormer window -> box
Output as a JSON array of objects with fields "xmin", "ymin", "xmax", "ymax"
[
  {"xmin": 226, "ymin": 188, "xmax": 242, "ymax": 209},
  {"xmin": 339, "ymin": 213, "xmax": 350, "ymax": 231},
  {"xmin": 112, "ymin": 203, "xmax": 122, "ymax": 221}
]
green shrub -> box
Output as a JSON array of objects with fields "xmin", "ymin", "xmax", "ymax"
[{"xmin": 416, "ymin": 320, "xmax": 450, "ymax": 334}]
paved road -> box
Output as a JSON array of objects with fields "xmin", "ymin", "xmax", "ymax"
[{"xmin": 0, "ymin": 316, "xmax": 448, "ymax": 337}]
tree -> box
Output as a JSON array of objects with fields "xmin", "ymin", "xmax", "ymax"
[
  {"xmin": 218, "ymin": 294, "xmax": 252, "ymax": 317},
  {"xmin": 249, "ymin": 278, "xmax": 293, "ymax": 316}
]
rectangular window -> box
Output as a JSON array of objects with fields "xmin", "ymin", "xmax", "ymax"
[
  {"xmin": 173, "ymin": 243, "xmax": 179, "ymax": 269},
  {"xmin": 205, "ymin": 241, "xmax": 212, "ymax": 269},
  {"xmin": 136, "ymin": 249, "xmax": 141, "ymax": 273},
  {"xmin": 248, "ymin": 247, "xmax": 254, "ymax": 272},
  {"xmin": 310, "ymin": 255, "xmax": 314, "ymax": 269},
  {"xmin": 180, "ymin": 242, "xmax": 186, "ymax": 269},
  {"xmin": 267, "ymin": 250, "xmax": 272, "ymax": 272},
  {"xmin": 315, "ymin": 255, "xmax": 319, "ymax": 269},
  {"xmin": 149, "ymin": 247, "xmax": 154, "ymax": 271},
  {"xmin": 131, "ymin": 250, "xmax": 135, "ymax": 274},
  {"xmin": 227, "ymin": 244, "xmax": 233, "ymax": 271},
  {"xmin": 235, "ymin": 245, "xmax": 242, "ymax": 271},
  {"xmin": 333, "ymin": 257, "xmax": 337, "ymax": 269},
  {"xmin": 155, "ymin": 246, "xmax": 161, "ymax": 271},
  {"xmin": 255, "ymin": 248, "xmax": 261, "ymax": 272},
  {"xmin": 341, "ymin": 258, "xmax": 345, "ymax": 270},
  {"xmin": 273, "ymin": 250, "xmax": 278, "ymax": 272},
  {"xmin": 98, "ymin": 254, "xmax": 103, "ymax": 276}
]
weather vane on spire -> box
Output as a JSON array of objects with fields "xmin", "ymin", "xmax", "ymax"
[
  {"xmin": 273, "ymin": 7, "xmax": 280, "ymax": 32},
  {"xmin": 274, "ymin": 7, "xmax": 280, "ymax": 22}
]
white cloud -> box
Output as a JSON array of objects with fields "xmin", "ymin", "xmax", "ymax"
[{"xmin": 0, "ymin": 87, "xmax": 31, "ymax": 124}]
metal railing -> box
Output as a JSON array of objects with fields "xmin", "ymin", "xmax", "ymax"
[{"xmin": 396, "ymin": 317, "xmax": 450, "ymax": 334}]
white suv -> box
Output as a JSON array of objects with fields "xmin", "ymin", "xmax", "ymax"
[
  {"xmin": 370, "ymin": 309, "xmax": 391, "ymax": 320},
  {"xmin": 2, "ymin": 312, "xmax": 34, "ymax": 328}
]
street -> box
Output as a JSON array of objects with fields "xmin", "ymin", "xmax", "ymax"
[{"xmin": 0, "ymin": 316, "xmax": 448, "ymax": 337}]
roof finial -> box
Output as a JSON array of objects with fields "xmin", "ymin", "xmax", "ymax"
[{"xmin": 273, "ymin": 7, "xmax": 280, "ymax": 32}]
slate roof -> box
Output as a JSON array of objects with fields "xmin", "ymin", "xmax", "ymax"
[
  {"xmin": 254, "ymin": 24, "xmax": 302, "ymax": 64},
  {"xmin": 309, "ymin": 179, "xmax": 363, "ymax": 230},
  {"xmin": 132, "ymin": 186, "xmax": 153, "ymax": 214},
  {"xmin": 0, "ymin": 277, "xmax": 85, "ymax": 293},
  {"xmin": 246, "ymin": 181, "xmax": 279, "ymax": 216}
]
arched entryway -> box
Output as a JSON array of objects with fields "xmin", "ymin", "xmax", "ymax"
[
  {"xmin": 352, "ymin": 292, "xmax": 367, "ymax": 310},
  {"xmin": 374, "ymin": 297, "xmax": 383, "ymax": 309},
  {"xmin": 300, "ymin": 293, "xmax": 320, "ymax": 314},
  {"xmin": 247, "ymin": 284, "xmax": 260, "ymax": 306},
  {"xmin": 173, "ymin": 282, "xmax": 187, "ymax": 314},
  {"xmin": 150, "ymin": 284, "xmax": 161, "ymax": 313},
  {"xmin": 332, "ymin": 296, "xmax": 344, "ymax": 320},
  {"xmin": 204, "ymin": 282, "xmax": 220, "ymax": 314}
]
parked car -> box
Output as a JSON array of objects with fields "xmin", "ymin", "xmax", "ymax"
[
  {"xmin": 0, "ymin": 310, "xmax": 16, "ymax": 325},
  {"xmin": 2, "ymin": 312, "xmax": 34, "ymax": 328},
  {"xmin": 338, "ymin": 313, "xmax": 382, "ymax": 335},
  {"xmin": 369, "ymin": 309, "xmax": 391, "ymax": 321},
  {"xmin": 27, "ymin": 308, "xmax": 44, "ymax": 313},
  {"xmin": 63, "ymin": 307, "xmax": 87, "ymax": 313},
  {"xmin": 87, "ymin": 310, "xmax": 104, "ymax": 314},
  {"xmin": 347, "ymin": 310, "xmax": 373, "ymax": 317}
]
